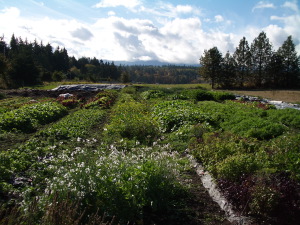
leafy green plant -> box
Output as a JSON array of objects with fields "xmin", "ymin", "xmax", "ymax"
[
  {"xmin": 152, "ymin": 100, "xmax": 212, "ymax": 132},
  {"xmin": 104, "ymin": 101, "xmax": 159, "ymax": 145},
  {"xmin": 221, "ymin": 116, "xmax": 286, "ymax": 139},
  {"xmin": 0, "ymin": 101, "xmax": 67, "ymax": 133},
  {"xmin": 41, "ymin": 145, "xmax": 190, "ymax": 223},
  {"xmin": 83, "ymin": 90, "xmax": 118, "ymax": 109},
  {"xmin": 267, "ymin": 108, "xmax": 300, "ymax": 128},
  {"xmin": 39, "ymin": 109, "xmax": 106, "ymax": 140},
  {"xmin": 140, "ymin": 90, "xmax": 165, "ymax": 100},
  {"xmin": 249, "ymin": 185, "xmax": 280, "ymax": 216},
  {"xmin": 215, "ymin": 153, "xmax": 259, "ymax": 181}
]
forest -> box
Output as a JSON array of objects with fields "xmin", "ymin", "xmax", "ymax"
[{"xmin": 0, "ymin": 31, "xmax": 300, "ymax": 89}]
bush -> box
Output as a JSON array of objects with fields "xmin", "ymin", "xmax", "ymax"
[
  {"xmin": 216, "ymin": 153, "xmax": 259, "ymax": 181},
  {"xmin": 211, "ymin": 91, "xmax": 236, "ymax": 101},
  {"xmin": 0, "ymin": 92, "xmax": 5, "ymax": 100},
  {"xmin": 249, "ymin": 185, "xmax": 280, "ymax": 216},
  {"xmin": 181, "ymin": 89, "xmax": 214, "ymax": 101}
]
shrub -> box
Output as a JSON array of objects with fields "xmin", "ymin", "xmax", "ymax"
[
  {"xmin": 211, "ymin": 91, "xmax": 236, "ymax": 101},
  {"xmin": 249, "ymin": 185, "xmax": 280, "ymax": 216},
  {"xmin": 181, "ymin": 89, "xmax": 214, "ymax": 101},
  {"xmin": 215, "ymin": 153, "xmax": 259, "ymax": 181},
  {"xmin": 0, "ymin": 92, "xmax": 5, "ymax": 100}
]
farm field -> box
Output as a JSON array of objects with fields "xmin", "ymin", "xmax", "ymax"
[{"xmin": 1, "ymin": 85, "xmax": 300, "ymax": 225}]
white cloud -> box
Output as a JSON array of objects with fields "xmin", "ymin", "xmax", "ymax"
[
  {"xmin": 108, "ymin": 11, "xmax": 116, "ymax": 16},
  {"xmin": 282, "ymin": 1, "xmax": 299, "ymax": 12},
  {"xmin": 93, "ymin": 0, "xmax": 141, "ymax": 10},
  {"xmin": 215, "ymin": 15, "xmax": 224, "ymax": 22},
  {"xmin": 140, "ymin": 3, "xmax": 201, "ymax": 19},
  {"xmin": 175, "ymin": 5, "xmax": 194, "ymax": 14},
  {"xmin": 271, "ymin": 13, "xmax": 300, "ymax": 52},
  {"xmin": 252, "ymin": 1, "xmax": 276, "ymax": 12}
]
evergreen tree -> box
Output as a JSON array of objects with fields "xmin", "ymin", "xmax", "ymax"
[
  {"xmin": 266, "ymin": 52, "xmax": 284, "ymax": 88},
  {"xmin": 250, "ymin": 31, "xmax": 273, "ymax": 87},
  {"xmin": 277, "ymin": 36, "xmax": 300, "ymax": 88},
  {"xmin": 221, "ymin": 51, "xmax": 236, "ymax": 88},
  {"xmin": 234, "ymin": 37, "xmax": 251, "ymax": 87},
  {"xmin": 199, "ymin": 47, "xmax": 223, "ymax": 89}
]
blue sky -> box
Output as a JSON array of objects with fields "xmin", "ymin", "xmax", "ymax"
[{"xmin": 0, "ymin": 0, "xmax": 299, "ymax": 64}]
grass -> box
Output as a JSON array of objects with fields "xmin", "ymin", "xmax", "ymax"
[{"xmin": 227, "ymin": 89, "xmax": 300, "ymax": 104}]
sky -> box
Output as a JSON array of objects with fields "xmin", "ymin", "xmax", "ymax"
[{"xmin": 0, "ymin": 0, "xmax": 299, "ymax": 64}]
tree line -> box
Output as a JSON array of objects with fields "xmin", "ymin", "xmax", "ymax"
[
  {"xmin": 0, "ymin": 34, "xmax": 201, "ymax": 88},
  {"xmin": 0, "ymin": 34, "xmax": 122, "ymax": 88},
  {"xmin": 200, "ymin": 31, "xmax": 300, "ymax": 89}
]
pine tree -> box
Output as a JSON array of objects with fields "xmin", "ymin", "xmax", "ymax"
[
  {"xmin": 277, "ymin": 36, "xmax": 300, "ymax": 88},
  {"xmin": 265, "ymin": 52, "xmax": 284, "ymax": 88},
  {"xmin": 234, "ymin": 37, "xmax": 251, "ymax": 87},
  {"xmin": 199, "ymin": 47, "xmax": 223, "ymax": 89},
  {"xmin": 221, "ymin": 51, "xmax": 236, "ymax": 88},
  {"xmin": 250, "ymin": 31, "xmax": 273, "ymax": 87}
]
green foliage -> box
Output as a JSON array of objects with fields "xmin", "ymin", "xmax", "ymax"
[
  {"xmin": 140, "ymin": 89, "xmax": 165, "ymax": 100},
  {"xmin": 83, "ymin": 90, "xmax": 118, "ymax": 109},
  {"xmin": 39, "ymin": 109, "xmax": 105, "ymax": 140},
  {"xmin": 221, "ymin": 116, "xmax": 286, "ymax": 140},
  {"xmin": 35, "ymin": 145, "xmax": 190, "ymax": 223},
  {"xmin": 249, "ymin": 185, "xmax": 280, "ymax": 216},
  {"xmin": 267, "ymin": 108, "xmax": 300, "ymax": 128},
  {"xmin": 152, "ymin": 100, "xmax": 212, "ymax": 132},
  {"xmin": 0, "ymin": 101, "xmax": 67, "ymax": 133},
  {"xmin": 104, "ymin": 100, "xmax": 159, "ymax": 145},
  {"xmin": 215, "ymin": 153, "xmax": 259, "ymax": 181},
  {"xmin": 0, "ymin": 92, "xmax": 5, "ymax": 100},
  {"xmin": 211, "ymin": 91, "xmax": 236, "ymax": 101}
]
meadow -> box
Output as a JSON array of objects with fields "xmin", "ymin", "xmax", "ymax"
[{"xmin": 0, "ymin": 84, "xmax": 300, "ymax": 225}]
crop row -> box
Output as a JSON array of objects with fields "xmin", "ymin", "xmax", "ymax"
[
  {"xmin": 0, "ymin": 101, "xmax": 68, "ymax": 133},
  {"xmin": 150, "ymin": 97, "xmax": 300, "ymax": 223}
]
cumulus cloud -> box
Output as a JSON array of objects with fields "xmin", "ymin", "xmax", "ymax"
[
  {"xmin": 93, "ymin": 0, "xmax": 141, "ymax": 10},
  {"xmin": 282, "ymin": 1, "xmax": 299, "ymax": 12},
  {"xmin": 71, "ymin": 27, "xmax": 93, "ymax": 41},
  {"xmin": 108, "ymin": 11, "xmax": 116, "ymax": 16},
  {"xmin": 215, "ymin": 15, "xmax": 224, "ymax": 22},
  {"xmin": 0, "ymin": 5, "xmax": 238, "ymax": 64},
  {"xmin": 252, "ymin": 1, "xmax": 276, "ymax": 12},
  {"xmin": 140, "ymin": 3, "xmax": 201, "ymax": 19},
  {"xmin": 271, "ymin": 13, "xmax": 300, "ymax": 52}
]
